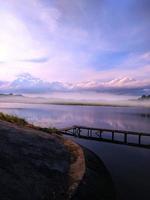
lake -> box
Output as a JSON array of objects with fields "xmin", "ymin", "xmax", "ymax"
[{"xmin": 0, "ymin": 102, "xmax": 150, "ymax": 200}]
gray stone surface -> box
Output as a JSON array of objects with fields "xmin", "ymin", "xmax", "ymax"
[{"xmin": 0, "ymin": 121, "xmax": 70, "ymax": 200}]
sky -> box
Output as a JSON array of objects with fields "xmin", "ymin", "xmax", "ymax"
[{"xmin": 0, "ymin": 0, "xmax": 150, "ymax": 97}]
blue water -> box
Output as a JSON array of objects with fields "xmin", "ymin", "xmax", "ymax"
[{"xmin": 0, "ymin": 102, "xmax": 150, "ymax": 200}]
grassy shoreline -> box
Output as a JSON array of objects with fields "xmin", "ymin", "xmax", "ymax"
[
  {"xmin": 0, "ymin": 112, "xmax": 27, "ymax": 126},
  {"xmin": 0, "ymin": 112, "xmax": 58, "ymax": 134},
  {"xmin": 46, "ymin": 102, "xmax": 129, "ymax": 107}
]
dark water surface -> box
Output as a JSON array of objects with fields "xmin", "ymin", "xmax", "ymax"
[{"xmin": 0, "ymin": 103, "xmax": 150, "ymax": 200}]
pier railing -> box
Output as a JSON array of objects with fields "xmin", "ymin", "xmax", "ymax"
[{"xmin": 59, "ymin": 126, "xmax": 150, "ymax": 149}]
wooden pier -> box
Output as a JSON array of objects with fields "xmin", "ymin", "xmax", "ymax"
[{"xmin": 59, "ymin": 126, "xmax": 150, "ymax": 149}]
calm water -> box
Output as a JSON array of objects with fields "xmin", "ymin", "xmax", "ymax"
[{"xmin": 0, "ymin": 103, "xmax": 150, "ymax": 200}]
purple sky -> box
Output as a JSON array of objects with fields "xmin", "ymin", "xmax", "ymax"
[{"xmin": 0, "ymin": 0, "xmax": 150, "ymax": 97}]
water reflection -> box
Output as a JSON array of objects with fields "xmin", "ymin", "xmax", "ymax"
[
  {"xmin": 66, "ymin": 136, "xmax": 150, "ymax": 200},
  {"xmin": 0, "ymin": 103, "xmax": 150, "ymax": 133}
]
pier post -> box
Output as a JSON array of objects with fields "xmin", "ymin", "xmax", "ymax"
[
  {"xmin": 124, "ymin": 133, "xmax": 127, "ymax": 143},
  {"xmin": 73, "ymin": 128, "xmax": 75, "ymax": 136},
  {"xmin": 90, "ymin": 129, "xmax": 92, "ymax": 137},
  {"xmin": 77, "ymin": 128, "xmax": 81, "ymax": 137},
  {"xmin": 88, "ymin": 129, "xmax": 90, "ymax": 137},
  {"xmin": 112, "ymin": 131, "xmax": 114, "ymax": 141},
  {"xmin": 139, "ymin": 134, "xmax": 141, "ymax": 145},
  {"xmin": 99, "ymin": 131, "xmax": 102, "ymax": 138},
  {"xmin": 74, "ymin": 128, "xmax": 77, "ymax": 137}
]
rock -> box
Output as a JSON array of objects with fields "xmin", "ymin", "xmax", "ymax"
[{"xmin": 0, "ymin": 121, "xmax": 70, "ymax": 200}]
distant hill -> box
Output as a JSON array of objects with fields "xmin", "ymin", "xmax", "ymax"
[
  {"xmin": 139, "ymin": 95, "xmax": 150, "ymax": 100},
  {"xmin": 0, "ymin": 93, "xmax": 23, "ymax": 97}
]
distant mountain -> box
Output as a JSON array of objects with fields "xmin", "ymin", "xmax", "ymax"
[
  {"xmin": 0, "ymin": 80, "xmax": 9, "ymax": 88},
  {"xmin": 0, "ymin": 93, "xmax": 23, "ymax": 96},
  {"xmin": 107, "ymin": 77, "xmax": 135, "ymax": 86},
  {"xmin": 0, "ymin": 73, "xmax": 150, "ymax": 95},
  {"xmin": 5, "ymin": 73, "xmax": 66, "ymax": 93},
  {"xmin": 72, "ymin": 77, "xmax": 137, "ymax": 90}
]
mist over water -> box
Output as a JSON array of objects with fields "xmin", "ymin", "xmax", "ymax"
[
  {"xmin": 0, "ymin": 92, "xmax": 150, "ymax": 108},
  {"xmin": 0, "ymin": 102, "xmax": 150, "ymax": 133}
]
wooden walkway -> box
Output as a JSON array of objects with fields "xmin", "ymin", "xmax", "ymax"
[{"xmin": 59, "ymin": 126, "xmax": 150, "ymax": 149}]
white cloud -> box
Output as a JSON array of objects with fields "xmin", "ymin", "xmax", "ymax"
[{"xmin": 0, "ymin": 0, "xmax": 149, "ymax": 87}]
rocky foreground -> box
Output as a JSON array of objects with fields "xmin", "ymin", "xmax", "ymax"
[
  {"xmin": 0, "ymin": 120, "xmax": 73, "ymax": 200},
  {"xmin": 0, "ymin": 120, "xmax": 115, "ymax": 200}
]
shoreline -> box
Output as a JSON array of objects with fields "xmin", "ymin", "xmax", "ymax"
[
  {"xmin": 0, "ymin": 100, "xmax": 150, "ymax": 108},
  {"xmin": 72, "ymin": 146, "xmax": 116, "ymax": 200}
]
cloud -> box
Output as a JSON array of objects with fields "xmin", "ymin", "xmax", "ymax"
[
  {"xmin": 20, "ymin": 57, "xmax": 49, "ymax": 63},
  {"xmin": 0, "ymin": 0, "xmax": 149, "ymax": 87}
]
